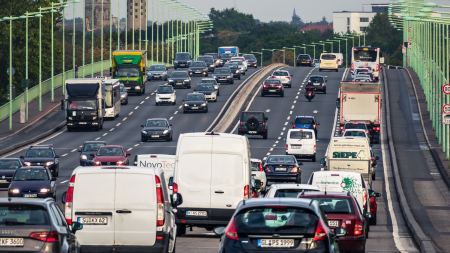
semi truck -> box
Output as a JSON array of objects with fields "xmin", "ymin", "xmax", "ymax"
[
  {"xmin": 218, "ymin": 46, "xmax": 239, "ymax": 62},
  {"xmin": 64, "ymin": 78, "xmax": 106, "ymax": 131},
  {"xmin": 339, "ymin": 81, "xmax": 381, "ymax": 142},
  {"xmin": 111, "ymin": 50, "xmax": 147, "ymax": 95}
]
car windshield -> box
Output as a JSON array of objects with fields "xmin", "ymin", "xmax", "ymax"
[
  {"xmin": 225, "ymin": 63, "xmax": 238, "ymax": 68},
  {"xmin": 230, "ymin": 60, "xmax": 243, "ymax": 65},
  {"xmin": 295, "ymin": 117, "xmax": 314, "ymax": 125},
  {"xmin": 196, "ymin": 84, "xmax": 214, "ymax": 91},
  {"xmin": 244, "ymin": 54, "xmax": 256, "ymax": 61},
  {"xmin": 157, "ymin": 86, "xmax": 174, "ymax": 94},
  {"xmin": 176, "ymin": 53, "xmax": 190, "ymax": 60},
  {"xmin": 264, "ymin": 79, "xmax": 281, "ymax": 85},
  {"xmin": 241, "ymin": 112, "xmax": 264, "ymax": 121},
  {"xmin": 289, "ymin": 131, "xmax": 313, "ymax": 139},
  {"xmin": 273, "ymin": 71, "xmax": 289, "ymax": 76},
  {"xmin": 145, "ymin": 120, "xmax": 168, "ymax": 128},
  {"xmin": 186, "ymin": 94, "xmax": 204, "ymax": 101},
  {"xmin": 149, "ymin": 65, "xmax": 166, "ymax": 71},
  {"xmin": 13, "ymin": 169, "xmax": 49, "ymax": 181},
  {"xmin": 116, "ymin": 67, "xmax": 140, "ymax": 77},
  {"xmin": 0, "ymin": 160, "xmax": 21, "ymax": 170},
  {"xmin": 25, "ymin": 149, "xmax": 54, "ymax": 158},
  {"xmin": 234, "ymin": 207, "xmax": 318, "ymax": 235},
  {"xmin": 274, "ymin": 189, "xmax": 313, "ymax": 198},
  {"xmin": 198, "ymin": 57, "xmax": 213, "ymax": 63},
  {"xmin": 171, "ymin": 72, "xmax": 188, "ymax": 78},
  {"xmin": 97, "ymin": 147, "xmax": 124, "ymax": 156},
  {"xmin": 68, "ymin": 100, "xmax": 96, "ymax": 110},
  {"xmin": 321, "ymin": 54, "xmax": 336, "ymax": 60},
  {"xmin": 267, "ymin": 156, "xmax": 296, "ymax": 164},
  {"xmin": 311, "ymin": 198, "xmax": 353, "ymax": 214},
  {"xmin": 250, "ymin": 161, "xmax": 261, "ymax": 172},
  {"xmin": 215, "ymin": 68, "xmax": 231, "ymax": 74},
  {"xmin": 309, "ymin": 76, "xmax": 323, "ymax": 82},
  {"xmin": 344, "ymin": 131, "xmax": 366, "ymax": 137},
  {"xmin": 191, "ymin": 61, "xmax": 206, "ymax": 67},
  {"xmin": 0, "ymin": 204, "xmax": 50, "ymax": 226},
  {"xmin": 82, "ymin": 143, "xmax": 105, "ymax": 152}
]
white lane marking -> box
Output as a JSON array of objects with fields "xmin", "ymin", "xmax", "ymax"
[
  {"xmin": 116, "ymin": 123, "xmax": 121, "ymax": 127},
  {"xmin": 109, "ymin": 128, "xmax": 115, "ymax": 132},
  {"xmin": 134, "ymin": 144, "xmax": 139, "ymax": 147},
  {"xmin": 286, "ymin": 116, "xmax": 291, "ymax": 121},
  {"xmin": 169, "ymin": 116, "xmax": 174, "ymax": 120},
  {"xmin": 275, "ymin": 140, "xmax": 279, "ymax": 144},
  {"xmin": 134, "ymin": 106, "xmax": 139, "ymax": 110},
  {"xmin": 178, "ymin": 105, "xmax": 182, "ymax": 109},
  {"xmin": 122, "ymin": 117, "xmax": 128, "ymax": 121},
  {"xmin": 128, "ymin": 111, "xmax": 134, "ymax": 116},
  {"xmin": 151, "ymin": 92, "xmax": 155, "ymax": 95},
  {"xmin": 289, "ymin": 110, "xmax": 293, "ymax": 115},
  {"xmin": 102, "ymin": 133, "xmax": 108, "ymax": 137},
  {"xmin": 127, "ymin": 148, "xmax": 133, "ymax": 152},
  {"xmin": 263, "ymin": 157, "xmax": 267, "ymax": 160},
  {"xmin": 266, "ymin": 152, "xmax": 271, "ymax": 156},
  {"xmin": 280, "ymin": 131, "xmax": 284, "ymax": 136},
  {"xmin": 61, "ymin": 153, "xmax": 68, "ymax": 157},
  {"xmin": 291, "ymin": 105, "xmax": 295, "ymax": 109},
  {"xmin": 145, "ymin": 96, "xmax": 150, "ymax": 100},
  {"xmin": 174, "ymin": 111, "xmax": 178, "ymax": 115},
  {"xmin": 284, "ymin": 122, "xmax": 288, "ymax": 126},
  {"xmin": 60, "ymin": 180, "xmax": 68, "ymax": 184},
  {"xmin": 71, "ymin": 149, "xmax": 77, "ymax": 152},
  {"xmin": 297, "ymin": 91, "xmax": 300, "ymax": 95},
  {"xmin": 140, "ymin": 101, "xmax": 145, "ymax": 105},
  {"xmin": 269, "ymin": 147, "xmax": 274, "ymax": 152},
  {"xmin": 295, "ymin": 95, "xmax": 299, "ymax": 99},
  {"xmin": 95, "ymin": 137, "xmax": 101, "ymax": 140},
  {"xmin": 272, "ymin": 143, "xmax": 276, "ymax": 147},
  {"xmin": 282, "ymin": 127, "xmax": 286, "ymax": 131}
]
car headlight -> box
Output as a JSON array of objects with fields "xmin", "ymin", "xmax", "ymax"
[
  {"xmin": 135, "ymin": 86, "xmax": 141, "ymax": 90},
  {"xmin": 94, "ymin": 161, "xmax": 101, "ymax": 166},
  {"xmin": 10, "ymin": 188, "xmax": 20, "ymax": 194},
  {"xmin": 68, "ymin": 116, "xmax": 73, "ymax": 120},
  {"xmin": 235, "ymin": 70, "xmax": 239, "ymax": 74},
  {"xmin": 40, "ymin": 188, "xmax": 50, "ymax": 194},
  {"xmin": 121, "ymin": 94, "xmax": 126, "ymax": 98},
  {"xmin": 184, "ymin": 79, "xmax": 190, "ymax": 82},
  {"xmin": 184, "ymin": 103, "xmax": 189, "ymax": 107},
  {"xmin": 163, "ymin": 130, "xmax": 169, "ymax": 135},
  {"xmin": 116, "ymin": 160, "xmax": 125, "ymax": 165},
  {"xmin": 45, "ymin": 161, "xmax": 54, "ymax": 167},
  {"xmin": 142, "ymin": 130, "xmax": 147, "ymax": 134},
  {"xmin": 24, "ymin": 162, "xmax": 31, "ymax": 166},
  {"xmin": 210, "ymin": 64, "xmax": 215, "ymax": 68},
  {"xmin": 168, "ymin": 79, "xmax": 174, "ymax": 82},
  {"xmin": 201, "ymin": 103, "xmax": 207, "ymax": 106},
  {"xmin": 81, "ymin": 155, "xmax": 88, "ymax": 160}
]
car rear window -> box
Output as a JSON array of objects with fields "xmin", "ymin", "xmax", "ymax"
[
  {"xmin": 149, "ymin": 65, "xmax": 166, "ymax": 71},
  {"xmin": 0, "ymin": 160, "xmax": 21, "ymax": 170},
  {"xmin": 298, "ymin": 55, "xmax": 310, "ymax": 59},
  {"xmin": 274, "ymin": 189, "xmax": 310, "ymax": 198},
  {"xmin": 344, "ymin": 131, "xmax": 366, "ymax": 137},
  {"xmin": 250, "ymin": 161, "xmax": 261, "ymax": 172},
  {"xmin": 264, "ymin": 79, "xmax": 281, "ymax": 85},
  {"xmin": 309, "ymin": 76, "xmax": 323, "ymax": 82},
  {"xmin": 170, "ymin": 71, "xmax": 188, "ymax": 78},
  {"xmin": 0, "ymin": 204, "xmax": 50, "ymax": 226},
  {"xmin": 241, "ymin": 112, "xmax": 264, "ymax": 121},
  {"xmin": 97, "ymin": 147, "xmax": 124, "ymax": 156},
  {"xmin": 295, "ymin": 117, "xmax": 313, "ymax": 125},
  {"xmin": 235, "ymin": 207, "xmax": 318, "ymax": 235},
  {"xmin": 191, "ymin": 61, "xmax": 206, "ymax": 67},
  {"xmin": 267, "ymin": 156, "xmax": 296, "ymax": 164},
  {"xmin": 345, "ymin": 123, "xmax": 366, "ymax": 130},
  {"xmin": 273, "ymin": 71, "xmax": 289, "ymax": 76},
  {"xmin": 311, "ymin": 198, "xmax": 353, "ymax": 214},
  {"xmin": 215, "ymin": 68, "xmax": 231, "ymax": 74},
  {"xmin": 321, "ymin": 54, "xmax": 336, "ymax": 60},
  {"xmin": 289, "ymin": 131, "xmax": 313, "ymax": 139}
]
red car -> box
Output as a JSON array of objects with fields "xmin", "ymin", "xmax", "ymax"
[
  {"xmin": 299, "ymin": 191, "xmax": 367, "ymax": 253},
  {"xmin": 92, "ymin": 145, "xmax": 130, "ymax": 166},
  {"xmin": 261, "ymin": 78, "xmax": 284, "ymax": 97}
]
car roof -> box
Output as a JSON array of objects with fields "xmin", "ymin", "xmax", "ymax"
[
  {"xmin": 268, "ymin": 183, "xmax": 320, "ymax": 190},
  {"xmin": 237, "ymin": 198, "xmax": 316, "ymax": 210},
  {"xmin": 28, "ymin": 145, "xmax": 53, "ymax": 149},
  {"xmin": 242, "ymin": 111, "xmax": 264, "ymax": 114},
  {"xmin": 344, "ymin": 129, "xmax": 366, "ymax": 132},
  {"xmin": 295, "ymin": 115, "xmax": 315, "ymax": 119},
  {"xmin": 100, "ymin": 145, "xmax": 124, "ymax": 149},
  {"xmin": 267, "ymin": 154, "xmax": 295, "ymax": 158},
  {"xmin": 0, "ymin": 197, "xmax": 53, "ymax": 205},
  {"xmin": 72, "ymin": 166, "xmax": 163, "ymax": 177},
  {"xmin": 310, "ymin": 75, "xmax": 325, "ymax": 78}
]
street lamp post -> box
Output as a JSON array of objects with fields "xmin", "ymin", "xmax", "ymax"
[{"xmin": 283, "ymin": 47, "xmax": 296, "ymax": 67}]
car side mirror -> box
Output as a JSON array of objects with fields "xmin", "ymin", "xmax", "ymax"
[
  {"xmin": 61, "ymin": 191, "xmax": 67, "ymax": 204},
  {"xmin": 171, "ymin": 193, "xmax": 183, "ymax": 207},
  {"xmin": 335, "ymin": 227, "xmax": 347, "ymax": 237},
  {"xmin": 71, "ymin": 221, "xmax": 84, "ymax": 234},
  {"xmin": 213, "ymin": 227, "xmax": 225, "ymax": 236}
]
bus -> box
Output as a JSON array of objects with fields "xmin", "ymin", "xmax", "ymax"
[
  {"xmin": 351, "ymin": 47, "xmax": 384, "ymax": 81},
  {"xmin": 104, "ymin": 79, "xmax": 121, "ymax": 119}
]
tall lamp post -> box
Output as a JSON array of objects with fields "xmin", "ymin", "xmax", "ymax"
[{"xmin": 283, "ymin": 47, "xmax": 296, "ymax": 67}]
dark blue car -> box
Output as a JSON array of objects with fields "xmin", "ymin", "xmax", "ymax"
[{"xmin": 293, "ymin": 116, "xmax": 319, "ymax": 137}]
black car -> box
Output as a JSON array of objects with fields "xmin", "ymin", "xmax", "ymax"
[
  {"xmin": 183, "ymin": 93, "xmax": 208, "ymax": 113},
  {"xmin": 21, "ymin": 145, "xmax": 59, "ymax": 177},
  {"xmin": 213, "ymin": 68, "xmax": 234, "ymax": 84},
  {"xmin": 215, "ymin": 198, "xmax": 344, "ymax": 253},
  {"xmin": 297, "ymin": 54, "xmax": 314, "ymax": 66},
  {"xmin": 168, "ymin": 71, "xmax": 191, "ymax": 89},
  {"xmin": 264, "ymin": 155, "xmax": 302, "ymax": 183},
  {"xmin": 243, "ymin": 54, "xmax": 258, "ymax": 68},
  {"xmin": 197, "ymin": 55, "xmax": 215, "ymax": 72},
  {"xmin": 224, "ymin": 62, "xmax": 241, "ymax": 79},
  {"xmin": 0, "ymin": 158, "xmax": 22, "ymax": 189},
  {"xmin": 141, "ymin": 118, "xmax": 173, "ymax": 142},
  {"xmin": 308, "ymin": 75, "xmax": 327, "ymax": 93},
  {"xmin": 204, "ymin": 53, "xmax": 222, "ymax": 67},
  {"xmin": 8, "ymin": 166, "xmax": 56, "ymax": 199},
  {"xmin": 188, "ymin": 61, "xmax": 209, "ymax": 77},
  {"xmin": 78, "ymin": 141, "xmax": 106, "ymax": 166},
  {"xmin": 0, "ymin": 197, "xmax": 83, "ymax": 253},
  {"xmin": 238, "ymin": 111, "xmax": 268, "ymax": 139},
  {"xmin": 173, "ymin": 52, "xmax": 192, "ymax": 69}
]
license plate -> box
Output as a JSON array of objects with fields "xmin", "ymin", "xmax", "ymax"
[
  {"xmin": 186, "ymin": 210, "xmax": 207, "ymax": 217},
  {"xmin": 248, "ymin": 131, "xmax": 257, "ymax": 134},
  {"xmin": 195, "ymin": 71, "xmax": 201, "ymax": 73},
  {"xmin": 313, "ymin": 83, "xmax": 320, "ymax": 86},
  {"xmin": 151, "ymin": 135, "xmax": 160, "ymax": 138},
  {"xmin": 328, "ymin": 220, "xmax": 339, "ymax": 227},
  {"xmin": 79, "ymin": 216, "xmax": 108, "ymax": 225},
  {"xmin": 0, "ymin": 180, "xmax": 8, "ymax": 183},
  {"xmin": 79, "ymin": 122, "xmax": 87, "ymax": 125},
  {"xmin": 0, "ymin": 238, "xmax": 24, "ymax": 247},
  {"xmin": 275, "ymin": 167, "xmax": 286, "ymax": 171},
  {"xmin": 269, "ymin": 90, "xmax": 277, "ymax": 92},
  {"xmin": 191, "ymin": 107, "xmax": 198, "ymax": 109},
  {"xmin": 23, "ymin": 194, "xmax": 37, "ymax": 198},
  {"xmin": 125, "ymin": 87, "xmax": 131, "ymax": 90},
  {"xmin": 258, "ymin": 239, "xmax": 294, "ymax": 248},
  {"xmin": 291, "ymin": 145, "xmax": 302, "ymax": 149},
  {"xmin": 180, "ymin": 64, "xmax": 185, "ymax": 67}
]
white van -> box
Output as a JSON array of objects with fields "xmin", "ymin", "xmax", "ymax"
[
  {"xmin": 319, "ymin": 53, "xmax": 339, "ymax": 72},
  {"xmin": 64, "ymin": 166, "xmax": 176, "ymax": 253},
  {"xmin": 285, "ymin": 129, "xmax": 317, "ymax": 161},
  {"xmin": 172, "ymin": 132, "xmax": 252, "ymax": 235},
  {"xmin": 135, "ymin": 154, "xmax": 176, "ymax": 183},
  {"xmin": 336, "ymin": 53, "xmax": 344, "ymax": 67},
  {"xmin": 308, "ymin": 171, "xmax": 370, "ymax": 216}
]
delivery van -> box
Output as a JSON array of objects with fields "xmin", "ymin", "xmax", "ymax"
[
  {"xmin": 64, "ymin": 166, "xmax": 176, "ymax": 253},
  {"xmin": 172, "ymin": 132, "xmax": 252, "ymax": 235},
  {"xmin": 135, "ymin": 154, "xmax": 175, "ymax": 183},
  {"xmin": 285, "ymin": 128, "xmax": 317, "ymax": 161}
]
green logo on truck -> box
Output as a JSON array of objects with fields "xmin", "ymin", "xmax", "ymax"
[{"xmin": 332, "ymin": 151, "xmax": 358, "ymax": 158}]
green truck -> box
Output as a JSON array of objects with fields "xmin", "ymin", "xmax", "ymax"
[{"xmin": 111, "ymin": 50, "xmax": 147, "ymax": 95}]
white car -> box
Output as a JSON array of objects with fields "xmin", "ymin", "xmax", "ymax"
[
  {"xmin": 250, "ymin": 158, "xmax": 267, "ymax": 191},
  {"xmin": 264, "ymin": 183, "xmax": 320, "ymax": 198},
  {"xmin": 231, "ymin": 56, "xmax": 248, "ymax": 68},
  {"xmin": 342, "ymin": 129, "xmax": 370, "ymax": 144},
  {"xmin": 271, "ymin": 69, "xmax": 292, "ymax": 87},
  {"xmin": 155, "ymin": 85, "xmax": 176, "ymax": 105},
  {"xmin": 285, "ymin": 128, "xmax": 317, "ymax": 161},
  {"xmin": 194, "ymin": 83, "xmax": 218, "ymax": 102},
  {"xmin": 230, "ymin": 60, "xmax": 247, "ymax": 74},
  {"xmin": 354, "ymin": 74, "xmax": 373, "ymax": 82}
]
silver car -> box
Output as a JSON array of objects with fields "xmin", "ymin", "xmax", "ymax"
[{"xmin": 147, "ymin": 64, "xmax": 168, "ymax": 81}]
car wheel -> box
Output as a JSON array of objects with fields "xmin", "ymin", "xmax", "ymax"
[
  {"xmin": 172, "ymin": 101, "xmax": 176, "ymax": 105},
  {"xmin": 370, "ymin": 214, "xmax": 377, "ymax": 225},
  {"xmin": 261, "ymin": 92, "xmax": 265, "ymax": 97},
  {"xmin": 335, "ymin": 69, "xmax": 338, "ymax": 72},
  {"xmin": 319, "ymin": 69, "xmax": 322, "ymax": 72},
  {"xmin": 177, "ymin": 225, "xmax": 186, "ymax": 237},
  {"xmin": 263, "ymin": 132, "xmax": 268, "ymax": 139},
  {"xmin": 372, "ymin": 172, "xmax": 376, "ymax": 181},
  {"xmin": 231, "ymin": 80, "xmax": 234, "ymax": 84},
  {"xmin": 323, "ymin": 88, "xmax": 327, "ymax": 94},
  {"xmin": 168, "ymin": 135, "xmax": 173, "ymax": 142},
  {"xmin": 205, "ymin": 108, "xmax": 208, "ymax": 113},
  {"xmin": 125, "ymin": 99, "xmax": 128, "ymax": 105},
  {"xmin": 296, "ymin": 174, "xmax": 302, "ymax": 183},
  {"xmin": 312, "ymin": 155, "xmax": 316, "ymax": 162},
  {"xmin": 238, "ymin": 75, "xmax": 241, "ymax": 80},
  {"xmin": 141, "ymin": 137, "xmax": 146, "ymax": 142},
  {"xmin": 280, "ymin": 92, "xmax": 284, "ymax": 97}
]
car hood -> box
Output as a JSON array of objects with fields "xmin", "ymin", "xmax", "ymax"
[
  {"xmin": 143, "ymin": 127, "xmax": 169, "ymax": 131},
  {"xmin": 93, "ymin": 156, "xmax": 125, "ymax": 162},
  {"xmin": 0, "ymin": 170, "xmax": 16, "ymax": 178},
  {"xmin": 190, "ymin": 67, "xmax": 207, "ymax": 70},
  {"xmin": 10, "ymin": 180, "xmax": 52, "ymax": 190},
  {"xmin": 214, "ymin": 73, "xmax": 230, "ymax": 77},
  {"xmin": 195, "ymin": 90, "xmax": 214, "ymax": 95},
  {"xmin": 22, "ymin": 158, "xmax": 54, "ymax": 163}
]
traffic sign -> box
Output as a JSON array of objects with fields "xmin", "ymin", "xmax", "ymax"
[
  {"xmin": 443, "ymin": 115, "xmax": 450, "ymax": 125},
  {"xmin": 442, "ymin": 84, "xmax": 450, "ymax": 95},
  {"xmin": 442, "ymin": 104, "xmax": 450, "ymax": 114},
  {"xmin": 443, "ymin": 104, "xmax": 450, "ymax": 125}
]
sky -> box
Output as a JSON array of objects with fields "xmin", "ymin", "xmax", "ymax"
[{"xmin": 66, "ymin": 0, "xmax": 391, "ymax": 23}]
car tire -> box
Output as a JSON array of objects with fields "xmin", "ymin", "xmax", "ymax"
[
  {"xmin": 296, "ymin": 174, "xmax": 302, "ymax": 183},
  {"xmin": 312, "ymin": 155, "xmax": 316, "ymax": 162},
  {"xmin": 372, "ymin": 172, "xmax": 376, "ymax": 181},
  {"xmin": 141, "ymin": 137, "xmax": 146, "ymax": 142},
  {"xmin": 205, "ymin": 108, "xmax": 208, "ymax": 113},
  {"xmin": 280, "ymin": 92, "xmax": 284, "ymax": 97},
  {"xmin": 231, "ymin": 80, "xmax": 234, "ymax": 84},
  {"xmin": 262, "ymin": 132, "xmax": 268, "ymax": 139},
  {"xmin": 370, "ymin": 215, "xmax": 377, "ymax": 225},
  {"xmin": 319, "ymin": 69, "xmax": 322, "ymax": 72},
  {"xmin": 172, "ymin": 101, "xmax": 176, "ymax": 105},
  {"xmin": 168, "ymin": 135, "xmax": 173, "ymax": 142},
  {"xmin": 177, "ymin": 225, "xmax": 186, "ymax": 237},
  {"xmin": 238, "ymin": 75, "xmax": 241, "ymax": 80},
  {"xmin": 261, "ymin": 92, "xmax": 265, "ymax": 97}
]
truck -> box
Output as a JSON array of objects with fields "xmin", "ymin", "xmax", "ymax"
[
  {"xmin": 339, "ymin": 81, "xmax": 381, "ymax": 142},
  {"xmin": 111, "ymin": 50, "xmax": 147, "ymax": 95},
  {"xmin": 64, "ymin": 78, "xmax": 106, "ymax": 131},
  {"xmin": 104, "ymin": 79, "xmax": 121, "ymax": 119},
  {"xmin": 218, "ymin": 46, "xmax": 239, "ymax": 63}
]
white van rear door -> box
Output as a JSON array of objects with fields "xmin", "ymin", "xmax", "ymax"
[
  {"xmin": 288, "ymin": 130, "xmax": 315, "ymax": 154},
  {"xmin": 73, "ymin": 170, "xmax": 116, "ymax": 246},
  {"xmin": 114, "ymin": 170, "xmax": 157, "ymax": 246}
]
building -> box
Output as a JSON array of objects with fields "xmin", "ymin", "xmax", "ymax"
[
  {"xmin": 371, "ymin": 4, "xmax": 389, "ymax": 13},
  {"xmin": 85, "ymin": 0, "xmax": 111, "ymax": 31},
  {"xmin": 333, "ymin": 11, "xmax": 376, "ymax": 34},
  {"xmin": 127, "ymin": 0, "xmax": 147, "ymax": 30},
  {"xmin": 300, "ymin": 23, "xmax": 333, "ymax": 33}
]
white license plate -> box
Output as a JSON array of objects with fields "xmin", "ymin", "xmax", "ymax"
[
  {"xmin": 269, "ymin": 90, "xmax": 277, "ymax": 92},
  {"xmin": 258, "ymin": 239, "xmax": 294, "ymax": 248},
  {"xmin": 79, "ymin": 122, "xmax": 87, "ymax": 125},
  {"xmin": 328, "ymin": 220, "xmax": 339, "ymax": 227},
  {"xmin": 125, "ymin": 87, "xmax": 131, "ymax": 90},
  {"xmin": 79, "ymin": 217, "xmax": 108, "ymax": 225},
  {"xmin": 275, "ymin": 167, "xmax": 286, "ymax": 171},
  {"xmin": 23, "ymin": 194, "xmax": 37, "ymax": 198},
  {"xmin": 151, "ymin": 135, "xmax": 160, "ymax": 138},
  {"xmin": 248, "ymin": 131, "xmax": 257, "ymax": 134},
  {"xmin": 0, "ymin": 238, "xmax": 24, "ymax": 247},
  {"xmin": 191, "ymin": 107, "xmax": 198, "ymax": 109},
  {"xmin": 0, "ymin": 180, "xmax": 8, "ymax": 183},
  {"xmin": 186, "ymin": 211, "xmax": 207, "ymax": 217}
]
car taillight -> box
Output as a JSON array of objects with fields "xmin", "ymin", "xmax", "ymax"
[
  {"xmin": 375, "ymin": 64, "xmax": 379, "ymax": 71},
  {"xmin": 29, "ymin": 231, "xmax": 59, "ymax": 242},
  {"xmin": 373, "ymin": 126, "xmax": 380, "ymax": 132},
  {"xmin": 65, "ymin": 175, "xmax": 76, "ymax": 225},
  {"xmin": 172, "ymin": 182, "xmax": 178, "ymax": 193},
  {"xmin": 286, "ymin": 76, "xmax": 291, "ymax": 80},
  {"xmin": 94, "ymin": 161, "xmax": 101, "ymax": 166},
  {"xmin": 155, "ymin": 175, "xmax": 165, "ymax": 227},
  {"xmin": 244, "ymin": 185, "xmax": 249, "ymax": 199},
  {"xmin": 354, "ymin": 221, "xmax": 364, "ymax": 236},
  {"xmin": 290, "ymin": 166, "xmax": 300, "ymax": 173},
  {"xmin": 116, "ymin": 160, "xmax": 124, "ymax": 165},
  {"xmin": 258, "ymin": 163, "xmax": 263, "ymax": 172},
  {"xmin": 225, "ymin": 218, "xmax": 239, "ymax": 240},
  {"xmin": 313, "ymin": 221, "xmax": 327, "ymax": 241},
  {"xmin": 313, "ymin": 144, "xmax": 317, "ymax": 152}
]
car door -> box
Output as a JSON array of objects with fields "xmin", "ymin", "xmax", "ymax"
[{"xmin": 50, "ymin": 203, "xmax": 78, "ymax": 253}]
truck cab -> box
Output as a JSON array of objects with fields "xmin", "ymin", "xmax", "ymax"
[{"xmin": 112, "ymin": 50, "xmax": 147, "ymax": 95}]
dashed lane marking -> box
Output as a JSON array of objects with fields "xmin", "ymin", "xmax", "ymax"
[
  {"xmin": 289, "ymin": 110, "xmax": 293, "ymax": 115},
  {"xmin": 71, "ymin": 149, "xmax": 77, "ymax": 152},
  {"xmin": 61, "ymin": 153, "xmax": 68, "ymax": 157},
  {"xmin": 134, "ymin": 144, "xmax": 139, "ymax": 147},
  {"xmin": 291, "ymin": 105, "xmax": 295, "ymax": 109},
  {"xmin": 178, "ymin": 105, "xmax": 182, "ymax": 109},
  {"xmin": 109, "ymin": 128, "xmax": 115, "ymax": 132},
  {"xmin": 102, "ymin": 133, "xmax": 108, "ymax": 137},
  {"xmin": 169, "ymin": 116, "xmax": 174, "ymax": 120},
  {"xmin": 122, "ymin": 117, "xmax": 128, "ymax": 121},
  {"xmin": 116, "ymin": 123, "xmax": 121, "ymax": 127},
  {"xmin": 145, "ymin": 96, "xmax": 150, "ymax": 100},
  {"xmin": 140, "ymin": 101, "xmax": 145, "ymax": 105},
  {"xmin": 60, "ymin": 180, "xmax": 68, "ymax": 184},
  {"xmin": 129, "ymin": 111, "xmax": 134, "ymax": 116},
  {"xmin": 95, "ymin": 137, "xmax": 101, "ymax": 140},
  {"xmin": 134, "ymin": 106, "xmax": 140, "ymax": 110},
  {"xmin": 174, "ymin": 111, "xmax": 178, "ymax": 115},
  {"xmin": 127, "ymin": 148, "xmax": 133, "ymax": 152}
]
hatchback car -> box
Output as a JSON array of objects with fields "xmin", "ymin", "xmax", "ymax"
[
  {"xmin": 243, "ymin": 54, "xmax": 258, "ymax": 68},
  {"xmin": 213, "ymin": 68, "xmax": 234, "ymax": 84},
  {"xmin": 119, "ymin": 83, "xmax": 128, "ymax": 105},
  {"xmin": 183, "ymin": 93, "xmax": 208, "ymax": 113},
  {"xmin": 0, "ymin": 158, "xmax": 22, "ymax": 189},
  {"xmin": 8, "ymin": 166, "xmax": 56, "ymax": 199},
  {"xmin": 238, "ymin": 111, "xmax": 268, "ymax": 139},
  {"xmin": 188, "ymin": 61, "xmax": 209, "ymax": 77},
  {"xmin": 197, "ymin": 55, "xmax": 216, "ymax": 72},
  {"xmin": 21, "ymin": 145, "xmax": 59, "ymax": 177},
  {"xmin": 156, "ymin": 85, "xmax": 176, "ymax": 105},
  {"xmin": 299, "ymin": 191, "xmax": 368, "ymax": 253},
  {"xmin": 224, "ymin": 62, "xmax": 242, "ymax": 79},
  {"xmin": 200, "ymin": 78, "xmax": 220, "ymax": 95},
  {"xmin": 261, "ymin": 78, "xmax": 284, "ymax": 97},
  {"xmin": 92, "ymin": 145, "xmax": 130, "ymax": 166},
  {"xmin": 308, "ymin": 75, "xmax": 327, "ymax": 93},
  {"xmin": 296, "ymin": 54, "xmax": 314, "ymax": 66},
  {"xmin": 0, "ymin": 198, "xmax": 83, "ymax": 253},
  {"xmin": 141, "ymin": 118, "xmax": 173, "ymax": 142},
  {"xmin": 229, "ymin": 60, "xmax": 247, "ymax": 75},
  {"xmin": 271, "ymin": 70, "xmax": 292, "ymax": 87},
  {"xmin": 264, "ymin": 155, "xmax": 302, "ymax": 184},
  {"xmin": 194, "ymin": 83, "xmax": 218, "ymax": 102},
  {"xmin": 168, "ymin": 71, "xmax": 191, "ymax": 89},
  {"xmin": 264, "ymin": 183, "xmax": 320, "ymax": 198},
  {"xmin": 147, "ymin": 64, "xmax": 168, "ymax": 81},
  {"xmin": 215, "ymin": 198, "xmax": 344, "ymax": 253},
  {"xmin": 79, "ymin": 141, "xmax": 106, "ymax": 166},
  {"xmin": 293, "ymin": 116, "xmax": 319, "ymax": 137},
  {"xmin": 204, "ymin": 52, "xmax": 222, "ymax": 67}
]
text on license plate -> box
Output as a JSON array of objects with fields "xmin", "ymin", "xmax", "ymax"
[
  {"xmin": 275, "ymin": 167, "xmax": 286, "ymax": 171},
  {"xmin": 79, "ymin": 217, "xmax": 108, "ymax": 225},
  {"xmin": 258, "ymin": 239, "xmax": 294, "ymax": 248},
  {"xmin": 186, "ymin": 211, "xmax": 207, "ymax": 217},
  {"xmin": 291, "ymin": 145, "xmax": 302, "ymax": 149},
  {"xmin": 328, "ymin": 220, "xmax": 339, "ymax": 227},
  {"xmin": 0, "ymin": 238, "xmax": 24, "ymax": 247},
  {"xmin": 23, "ymin": 194, "xmax": 37, "ymax": 198},
  {"xmin": 151, "ymin": 135, "xmax": 160, "ymax": 138}
]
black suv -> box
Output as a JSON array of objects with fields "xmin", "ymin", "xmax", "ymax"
[
  {"xmin": 296, "ymin": 54, "xmax": 314, "ymax": 66},
  {"xmin": 238, "ymin": 111, "xmax": 268, "ymax": 139},
  {"xmin": 173, "ymin": 52, "xmax": 192, "ymax": 69},
  {"xmin": 21, "ymin": 145, "xmax": 59, "ymax": 177},
  {"xmin": 0, "ymin": 198, "xmax": 83, "ymax": 253}
]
